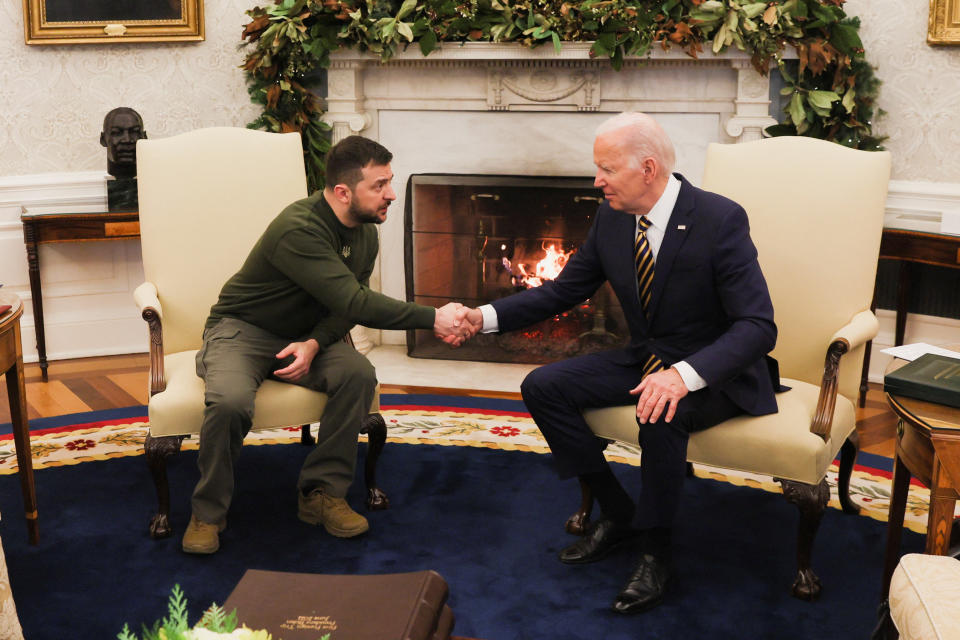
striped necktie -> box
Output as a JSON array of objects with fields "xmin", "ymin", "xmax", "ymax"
[{"xmin": 635, "ymin": 216, "xmax": 663, "ymax": 376}]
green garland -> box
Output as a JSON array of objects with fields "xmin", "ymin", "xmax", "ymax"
[{"xmin": 241, "ymin": 0, "xmax": 884, "ymax": 191}]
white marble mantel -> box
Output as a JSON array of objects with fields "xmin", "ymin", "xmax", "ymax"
[
  {"xmin": 323, "ymin": 42, "xmax": 780, "ymax": 352},
  {"xmin": 325, "ymin": 42, "xmax": 779, "ymax": 145}
]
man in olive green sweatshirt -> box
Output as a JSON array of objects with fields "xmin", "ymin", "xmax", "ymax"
[{"xmin": 182, "ymin": 136, "xmax": 472, "ymax": 554}]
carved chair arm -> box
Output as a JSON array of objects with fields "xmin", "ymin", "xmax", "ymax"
[
  {"xmin": 809, "ymin": 310, "xmax": 879, "ymax": 441},
  {"xmin": 134, "ymin": 282, "xmax": 166, "ymax": 396}
]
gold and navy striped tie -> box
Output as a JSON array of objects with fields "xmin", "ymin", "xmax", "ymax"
[{"xmin": 635, "ymin": 215, "xmax": 663, "ymax": 377}]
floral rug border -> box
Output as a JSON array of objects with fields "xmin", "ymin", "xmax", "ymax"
[{"xmin": 1, "ymin": 407, "xmax": 941, "ymax": 534}]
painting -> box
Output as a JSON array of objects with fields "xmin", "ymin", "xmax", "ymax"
[
  {"xmin": 929, "ymin": 0, "xmax": 960, "ymax": 44},
  {"xmin": 23, "ymin": 0, "xmax": 204, "ymax": 44}
]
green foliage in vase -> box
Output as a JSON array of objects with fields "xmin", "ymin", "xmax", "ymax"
[{"xmin": 241, "ymin": 0, "xmax": 884, "ymax": 191}]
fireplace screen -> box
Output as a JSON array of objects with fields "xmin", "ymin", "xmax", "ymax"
[{"xmin": 405, "ymin": 174, "xmax": 629, "ymax": 364}]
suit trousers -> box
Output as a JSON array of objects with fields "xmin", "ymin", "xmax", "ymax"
[
  {"xmin": 520, "ymin": 348, "xmax": 742, "ymax": 529},
  {"xmin": 191, "ymin": 317, "xmax": 377, "ymax": 523}
]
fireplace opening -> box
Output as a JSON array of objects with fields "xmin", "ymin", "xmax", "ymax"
[{"xmin": 404, "ymin": 174, "xmax": 629, "ymax": 364}]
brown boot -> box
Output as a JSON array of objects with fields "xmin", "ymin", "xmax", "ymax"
[
  {"xmin": 298, "ymin": 489, "xmax": 369, "ymax": 538},
  {"xmin": 182, "ymin": 514, "xmax": 226, "ymax": 554}
]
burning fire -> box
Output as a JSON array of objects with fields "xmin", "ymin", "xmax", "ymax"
[{"xmin": 502, "ymin": 243, "xmax": 575, "ymax": 288}]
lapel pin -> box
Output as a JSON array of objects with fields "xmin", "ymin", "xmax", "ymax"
[{"xmin": 677, "ymin": 225, "xmax": 686, "ymax": 230}]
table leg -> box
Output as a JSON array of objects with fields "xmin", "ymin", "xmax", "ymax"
[
  {"xmin": 859, "ymin": 282, "xmax": 878, "ymax": 408},
  {"xmin": 925, "ymin": 455, "xmax": 957, "ymax": 556},
  {"xmin": 22, "ymin": 220, "xmax": 48, "ymax": 382},
  {"xmin": 881, "ymin": 447, "xmax": 911, "ymax": 597},
  {"xmin": 894, "ymin": 261, "xmax": 911, "ymax": 347},
  {"xmin": 5, "ymin": 323, "xmax": 38, "ymax": 545}
]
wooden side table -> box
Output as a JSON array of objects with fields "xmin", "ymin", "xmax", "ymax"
[
  {"xmin": 0, "ymin": 292, "xmax": 39, "ymax": 544},
  {"xmin": 880, "ymin": 351, "xmax": 960, "ymax": 598},
  {"xmin": 20, "ymin": 208, "xmax": 140, "ymax": 381}
]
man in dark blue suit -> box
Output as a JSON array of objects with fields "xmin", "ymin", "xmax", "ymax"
[{"xmin": 457, "ymin": 112, "xmax": 780, "ymax": 613}]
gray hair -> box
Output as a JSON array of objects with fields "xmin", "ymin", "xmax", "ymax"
[{"xmin": 595, "ymin": 112, "xmax": 676, "ymax": 175}]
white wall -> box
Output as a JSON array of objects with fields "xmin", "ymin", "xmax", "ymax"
[
  {"xmin": 847, "ymin": 0, "xmax": 960, "ymax": 184},
  {"xmin": 0, "ymin": 0, "xmax": 957, "ymax": 378}
]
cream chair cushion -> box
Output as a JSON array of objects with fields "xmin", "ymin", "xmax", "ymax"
[
  {"xmin": 890, "ymin": 553, "xmax": 960, "ymax": 640},
  {"xmin": 584, "ymin": 377, "xmax": 855, "ymax": 485},
  {"xmin": 148, "ymin": 351, "xmax": 380, "ymax": 437}
]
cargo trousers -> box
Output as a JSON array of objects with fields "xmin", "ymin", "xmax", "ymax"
[{"xmin": 191, "ymin": 317, "xmax": 377, "ymax": 523}]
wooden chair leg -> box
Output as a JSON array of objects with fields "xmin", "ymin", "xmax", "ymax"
[
  {"xmin": 779, "ymin": 477, "xmax": 829, "ymax": 601},
  {"xmin": 871, "ymin": 599, "xmax": 899, "ymax": 640},
  {"xmin": 300, "ymin": 423, "xmax": 314, "ymax": 445},
  {"xmin": 361, "ymin": 413, "xmax": 389, "ymax": 510},
  {"xmin": 565, "ymin": 477, "xmax": 593, "ymax": 535},
  {"xmin": 838, "ymin": 434, "xmax": 861, "ymax": 515},
  {"xmin": 145, "ymin": 433, "xmax": 185, "ymax": 539}
]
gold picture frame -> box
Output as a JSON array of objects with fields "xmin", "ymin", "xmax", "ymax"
[
  {"xmin": 929, "ymin": 0, "xmax": 960, "ymax": 45},
  {"xmin": 23, "ymin": 0, "xmax": 204, "ymax": 45}
]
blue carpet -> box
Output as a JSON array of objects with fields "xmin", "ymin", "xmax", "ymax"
[{"xmin": 0, "ymin": 400, "xmax": 922, "ymax": 639}]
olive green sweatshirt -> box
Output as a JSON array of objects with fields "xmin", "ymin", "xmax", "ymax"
[{"xmin": 205, "ymin": 190, "xmax": 435, "ymax": 347}]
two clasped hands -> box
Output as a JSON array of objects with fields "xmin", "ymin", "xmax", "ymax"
[
  {"xmin": 432, "ymin": 302, "xmax": 688, "ymax": 425},
  {"xmin": 433, "ymin": 303, "xmax": 483, "ymax": 347}
]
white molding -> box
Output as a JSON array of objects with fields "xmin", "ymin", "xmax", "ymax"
[
  {"xmin": 0, "ymin": 170, "xmax": 107, "ymax": 208},
  {"xmin": 884, "ymin": 179, "xmax": 960, "ymax": 233}
]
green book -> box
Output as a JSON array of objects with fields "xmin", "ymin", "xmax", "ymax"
[{"xmin": 884, "ymin": 353, "xmax": 960, "ymax": 409}]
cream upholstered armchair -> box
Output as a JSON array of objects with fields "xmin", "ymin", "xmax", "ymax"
[
  {"xmin": 569, "ymin": 136, "xmax": 891, "ymax": 600},
  {"xmin": 134, "ymin": 128, "xmax": 387, "ymax": 539}
]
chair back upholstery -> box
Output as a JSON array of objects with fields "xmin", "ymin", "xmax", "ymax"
[
  {"xmin": 702, "ymin": 137, "xmax": 890, "ymax": 402},
  {"xmin": 137, "ymin": 128, "xmax": 308, "ymax": 355}
]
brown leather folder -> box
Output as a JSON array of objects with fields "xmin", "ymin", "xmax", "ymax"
[
  {"xmin": 223, "ymin": 569, "xmax": 452, "ymax": 640},
  {"xmin": 432, "ymin": 603, "xmax": 455, "ymax": 640}
]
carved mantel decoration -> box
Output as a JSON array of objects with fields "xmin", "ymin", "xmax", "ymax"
[{"xmin": 324, "ymin": 43, "xmax": 779, "ymax": 145}]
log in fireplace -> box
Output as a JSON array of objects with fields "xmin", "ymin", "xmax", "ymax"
[{"xmin": 404, "ymin": 174, "xmax": 629, "ymax": 364}]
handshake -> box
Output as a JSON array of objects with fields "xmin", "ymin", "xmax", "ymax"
[{"xmin": 433, "ymin": 302, "xmax": 483, "ymax": 348}]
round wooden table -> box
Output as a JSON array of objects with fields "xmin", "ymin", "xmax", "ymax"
[
  {"xmin": 0, "ymin": 291, "xmax": 39, "ymax": 544},
  {"xmin": 880, "ymin": 350, "xmax": 960, "ymax": 597}
]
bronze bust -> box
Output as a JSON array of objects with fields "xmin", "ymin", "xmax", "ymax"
[
  {"xmin": 101, "ymin": 107, "xmax": 147, "ymax": 179},
  {"xmin": 101, "ymin": 107, "xmax": 146, "ymax": 211}
]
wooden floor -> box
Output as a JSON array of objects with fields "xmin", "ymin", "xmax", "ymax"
[{"xmin": 1, "ymin": 354, "xmax": 898, "ymax": 459}]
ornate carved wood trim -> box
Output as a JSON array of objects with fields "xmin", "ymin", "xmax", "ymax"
[
  {"xmin": 141, "ymin": 306, "xmax": 165, "ymax": 395},
  {"xmin": 810, "ymin": 339, "xmax": 849, "ymax": 440},
  {"xmin": 779, "ymin": 477, "xmax": 830, "ymax": 601}
]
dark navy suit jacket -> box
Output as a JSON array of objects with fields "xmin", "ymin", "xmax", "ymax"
[{"xmin": 492, "ymin": 174, "xmax": 780, "ymax": 417}]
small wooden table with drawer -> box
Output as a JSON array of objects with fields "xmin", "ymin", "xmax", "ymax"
[{"xmin": 20, "ymin": 208, "xmax": 140, "ymax": 381}]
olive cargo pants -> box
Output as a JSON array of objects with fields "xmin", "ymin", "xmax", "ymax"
[{"xmin": 191, "ymin": 317, "xmax": 377, "ymax": 523}]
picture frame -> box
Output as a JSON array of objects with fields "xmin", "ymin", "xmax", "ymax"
[
  {"xmin": 929, "ymin": 0, "xmax": 960, "ymax": 45},
  {"xmin": 22, "ymin": 0, "xmax": 204, "ymax": 45}
]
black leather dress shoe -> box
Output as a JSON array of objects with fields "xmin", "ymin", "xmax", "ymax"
[
  {"xmin": 558, "ymin": 518, "xmax": 638, "ymax": 565},
  {"xmin": 612, "ymin": 553, "xmax": 671, "ymax": 614}
]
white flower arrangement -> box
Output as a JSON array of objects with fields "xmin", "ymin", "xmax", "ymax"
[{"xmin": 117, "ymin": 585, "xmax": 331, "ymax": 640}]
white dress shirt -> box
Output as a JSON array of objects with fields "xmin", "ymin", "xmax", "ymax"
[{"xmin": 479, "ymin": 174, "xmax": 706, "ymax": 392}]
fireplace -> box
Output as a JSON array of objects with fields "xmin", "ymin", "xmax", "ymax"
[
  {"xmin": 322, "ymin": 42, "xmax": 779, "ymax": 367},
  {"xmin": 404, "ymin": 174, "xmax": 629, "ymax": 364}
]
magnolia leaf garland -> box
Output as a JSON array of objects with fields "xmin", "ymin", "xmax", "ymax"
[{"xmin": 241, "ymin": 0, "xmax": 884, "ymax": 191}]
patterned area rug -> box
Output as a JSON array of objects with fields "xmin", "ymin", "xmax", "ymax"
[{"xmin": 1, "ymin": 395, "xmax": 945, "ymax": 534}]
